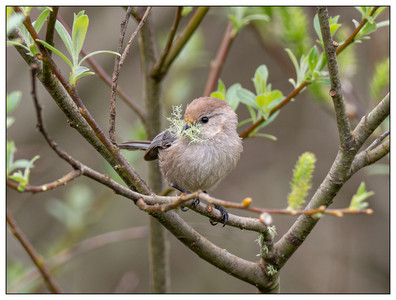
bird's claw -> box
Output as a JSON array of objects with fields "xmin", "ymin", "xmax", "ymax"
[
  {"xmin": 209, "ymin": 204, "xmax": 228, "ymax": 227},
  {"xmin": 180, "ymin": 197, "xmax": 199, "ymax": 211}
]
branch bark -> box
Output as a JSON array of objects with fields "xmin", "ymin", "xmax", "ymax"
[{"xmin": 272, "ymin": 6, "xmax": 390, "ymax": 276}]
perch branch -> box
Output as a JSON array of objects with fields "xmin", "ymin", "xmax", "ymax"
[{"xmin": 12, "ymin": 16, "xmax": 274, "ymax": 291}]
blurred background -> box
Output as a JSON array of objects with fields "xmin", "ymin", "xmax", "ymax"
[{"xmin": 6, "ymin": 6, "xmax": 389, "ymax": 293}]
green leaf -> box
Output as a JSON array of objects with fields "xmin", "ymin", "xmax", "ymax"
[
  {"xmin": 329, "ymin": 15, "xmax": 341, "ymax": 36},
  {"xmin": 253, "ymin": 133, "xmax": 277, "ymax": 141},
  {"xmin": 308, "ymin": 46, "xmax": 319, "ymax": 73},
  {"xmin": 236, "ymin": 88, "xmax": 259, "ymax": 109},
  {"xmin": 210, "ymin": 79, "xmax": 226, "ymax": 100},
  {"xmin": 7, "ymin": 141, "xmax": 16, "ymax": 175},
  {"xmin": 79, "ymin": 50, "xmax": 121, "ymax": 65},
  {"xmin": 313, "ymin": 14, "xmax": 322, "ymax": 44},
  {"xmin": 285, "ymin": 48, "xmax": 299, "ymax": 73},
  {"xmin": 181, "ymin": 7, "xmax": 193, "ymax": 17},
  {"xmin": 74, "ymin": 71, "xmax": 95, "ymax": 82},
  {"xmin": 33, "ymin": 8, "xmax": 50, "ymax": 33},
  {"xmin": 6, "ymin": 40, "xmax": 31, "ymax": 53},
  {"xmin": 72, "ymin": 12, "xmax": 89, "ymax": 64},
  {"xmin": 37, "ymin": 39, "xmax": 73, "ymax": 69},
  {"xmin": 7, "ymin": 12, "xmax": 25, "ymax": 36},
  {"xmin": 210, "ymin": 92, "xmax": 224, "ymax": 101},
  {"xmin": 253, "ymin": 65, "xmax": 269, "ymax": 95},
  {"xmin": 55, "ymin": 20, "xmax": 73, "ymax": 58},
  {"xmin": 356, "ymin": 21, "xmax": 377, "ymax": 39},
  {"xmin": 287, "ymin": 152, "xmax": 316, "ymax": 210},
  {"xmin": 7, "ymin": 91, "xmax": 22, "ymax": 114},
  {"xmin": 349, "ymin": 182, "xmax": 374, "ymax": 210},
  {"xmin": 225, "ymin": 83, "xmax": 242, "ymax": 111}
]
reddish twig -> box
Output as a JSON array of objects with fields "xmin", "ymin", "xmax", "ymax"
[
  {"xmin": 239, "ymin": 7, "xmax": 382, "ymax": 140},
  {"xmin": 7, "ymin": 169, "xmax": 81, "ymax": 193},
  {"xmin": 203, "ymin": 21, "xmax": 237, "ymax": 96},
  {"xmin": 7, "ymin": 209, "xmax": 63, "ymax": 293},
  {"xmin": 336, "ymin": 6, "xmax": 379, "ymax": 55},
  {"xmin": 239, "ymin": 81, "xmax": 310, "ymax": 138}
]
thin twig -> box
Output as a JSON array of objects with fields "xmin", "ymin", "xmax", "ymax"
[
  {"xmin": 151, "ymin": 7, "xmax": 183, "ymax": 78},
  {"xmin": 56, "ymin": 15, "xmax": 147, "ymax": 128},
  {"xmin": 161, "ymin": 7, "xmax": 209, "ymax": 75},
  {"xmin": 7, "ymin": 169, "xmax": 81, "ymax": 193},
  {"xmin": 8, "ymin": 227, "xmax": 149, "ymax": 293},
  {"xmin": 348, "ymin": 138, "xmax": 390, "ymax": 178},
  {"xmin": 119, "ymin": 7, "xmax": 152, "ymax": 67},
  {"xmin": 366, "ymin": 129, "xmax": 389, "ymax": 151},
  {"xmin": 7, "ymin": 209, "xmax": 63, "ymax": 293},
  {"xmin": 109, "ymin": 7, "xmax": 133, "ymax": 143},
  {"xmin": 18, "ymin": 7, "xmax": 151, "ymax": 194},
  {"xmin": 336, "ymin": 6, "xmax": 380, "ymax": 55},
  {"xmin": 239, "ymin": 7, "xmax": 383, "ymax": 140},
  {"xmin": 203, "ymin": 21, "xmax": 236, "ymax": 96},
  {"xmin": 239, "ymin": 81, "xmax": 310, "ymax": 138}
]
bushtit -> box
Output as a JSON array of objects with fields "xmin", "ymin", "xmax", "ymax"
[{"xmin": 119, "ymin": 97, "xmax": 243, "ymax": 225}]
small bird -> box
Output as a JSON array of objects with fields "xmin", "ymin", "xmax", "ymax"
[{"xmin": 119, "ymin": 97, "xmax": 243, "ymax": 226}]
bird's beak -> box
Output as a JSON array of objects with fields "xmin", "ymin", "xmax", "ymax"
[
  {"xmin": 182, "ymin": 122, "xmax": 191, "ymax": 132},
  {"xmin": 182, "ymin": 117, "xmax": 194, "ymax": 132}
]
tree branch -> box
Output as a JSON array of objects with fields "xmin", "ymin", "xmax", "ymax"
[
  {"xmin": 160, "ymin": 7, "xmax": 209, "ymax": 76},
  {"xmin": 353, "ymin": 93, "xmax": 390, "ymax": 149},
  {"xmin": 239, "ymin": 81, "xmax": 310, "ymax": 138},
  {"xmin": 8, "ymin": 227, "xmax": 148, "ymax": 293},
  {"xmin": 203, "ymin": 21, "xmax": 236, "ymax": 96},
  {"xmin": 317, "ymin": 7, "xmax": 354, "ymax": 151},
  {"xmin": 348, "ymin": 138, "xmax": 389, "ymax": 178},
  {"xmin": 151, "ymin": 7, "xmax": 183, "ymax": 78},
  {"xmin": 14, "ymin": 9, "xmax": 151, "ymax": 194},
  {"xmin": 7, "ymin": 209, "xmax": 63, "ymax": 293},
  {"xmin": 336, "ymin": 6, "xmax": 379, "ymax": 55},
  {"xmin": 56, "ymin": 15, "xmax": 147, "ymax": 129},
  {"xmin": 43, "ymin": 6, "xmax": 58, "ymax": 83},
  {"xmin": 272, "ymin": 6, "xmax": 387, "ymax": 273},
  {"xmin": 109, "ymin": 7, "xmax": 133, "ymax": 143},
  {"xmin": 7, "ymin": 170, "xmax": 81, "ymax": 193}
]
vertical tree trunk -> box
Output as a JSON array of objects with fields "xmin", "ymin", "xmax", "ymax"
[{"xmin": 138, "ymin": 9, "xmax": 170, "ymax": 293}]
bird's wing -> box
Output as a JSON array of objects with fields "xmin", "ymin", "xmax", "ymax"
[{"xmin": 144, "ymin": 129, "xmax": 177, "ymax": 161}]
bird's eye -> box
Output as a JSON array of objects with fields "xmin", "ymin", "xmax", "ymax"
[{"xmin": 201, "ymin": 116, "xmax": 209, "ymax": 123}]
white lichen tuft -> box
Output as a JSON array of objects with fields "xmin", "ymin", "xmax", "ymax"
[{"xmin": 167, "ymin": 105, "xmax": 203, "ymax": 144}]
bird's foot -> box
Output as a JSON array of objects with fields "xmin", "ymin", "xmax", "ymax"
[
  {"xmin": 171, "ymin": 185, "xmax": 200, "ymax": 211},
  {"xmin": 209, "ymin": 204, "xmax": 228, "ymax": 227}
]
